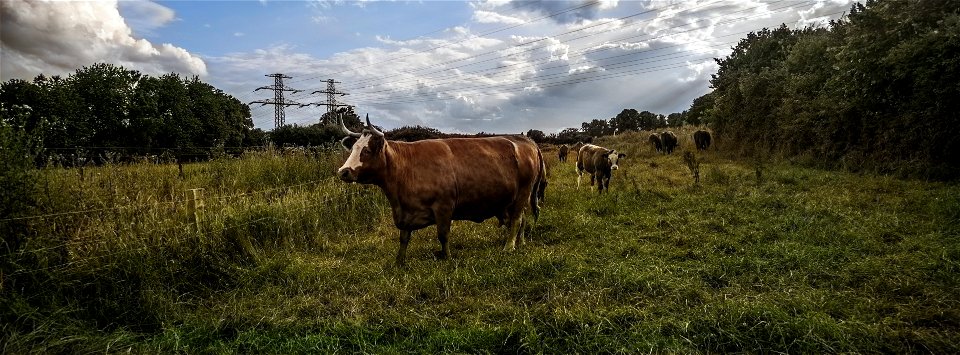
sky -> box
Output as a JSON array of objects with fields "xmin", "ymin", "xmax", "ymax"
[{"xmin": 1, "ymin": 0, "xmax": 854, "ymax": 134}]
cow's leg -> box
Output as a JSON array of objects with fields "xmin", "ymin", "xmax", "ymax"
[
  {"xmin": 396, "ymin": 230, "xmax": 412, "ymax": 267},
  {"xmin": 514, "ymin": 214, "xmax": 526, "ymax": 247},
  {"xmin": 503, "ymin": 215, "xmax": 521, "ymax": 252},
  {"xmin": 576, "ymin": 170, "xmax": 582, "ymax": 189},
  {"xmin": 435, "ymin": 218, "xmax": 451, "ymax": 260},
  {"xmin": 502, "ymin": 219, "xmax": 518, "ymax": 251},
  {"xmin": 590, "ymin": 173, "xmax": 596, "ymax": 186}
]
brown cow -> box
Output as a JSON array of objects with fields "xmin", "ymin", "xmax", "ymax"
[
  {"xmin": 576, "ymin": 144, "xmax": 626, "ymax": 193},
  {"xmin": 693, "ymin": 130, "xmax": 712, "ymax": 151},
  {"xmin": 558, "ymin": 142, "xmax": 584, "ymax": 163},
  {"xmin": 558, "ymin": 144, "xmax": 569, "ymax": 162},
  {"xmin": 648, "ymin": 133, "xmax": 663, "ymax": 153},
  {"xmin": 337, "ymin": 115, "xmax": 547, "ymax": 266},
  {"xmin": 660, "ymin": 131, "xmax": 678, "ymax": 154}
]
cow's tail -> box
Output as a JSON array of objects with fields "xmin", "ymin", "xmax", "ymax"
[{"xmin": 531, "ymin": 147, "xmax": 547, "ymax": 222}]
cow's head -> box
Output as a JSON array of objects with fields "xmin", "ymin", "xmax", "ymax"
[
  {"xmin": 337, "ymin": 114, "xmax": 386, "ymax": 183},
  {"xmin": 607, "ymin": 149, "xmax": 626, "ymax": 170}
]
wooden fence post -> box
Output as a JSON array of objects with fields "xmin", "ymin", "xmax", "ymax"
[{"xmin": 187, "ymin": 188, "xmax": 205, "ymax": 228}]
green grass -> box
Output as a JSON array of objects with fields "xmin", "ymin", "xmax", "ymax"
[{"xmin": 2, "ymin": 139, "xmax": 959, "ymax": 353}]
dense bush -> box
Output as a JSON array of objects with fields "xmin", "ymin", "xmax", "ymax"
[
  {"xmin": 386, "ymin": 125, "xmax": 444, "ymax": 142},
  {"xmin": 702, "ymin": 0, "xmax": 960, "ymax": 179}
]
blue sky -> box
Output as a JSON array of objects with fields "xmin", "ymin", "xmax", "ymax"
[{"xmin": 1, "ymin": 0, "xmax": 854, "ymax": 133}]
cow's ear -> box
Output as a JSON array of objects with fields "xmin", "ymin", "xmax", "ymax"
[{"xmin": 619, "ymin": 153, "xmax": 626, "ymax": 158}]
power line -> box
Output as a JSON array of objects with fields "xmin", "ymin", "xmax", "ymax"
[
  {"xmin": 340, "ymin": 0, "xmax": 780, "ymax": 94},
  {"xmin": 282, "ymin": 0, "xmax": 605, "ymax": 86},
  {"xmin": 342, "ymin": 2, "xmax": 826, "ymax": 105}
]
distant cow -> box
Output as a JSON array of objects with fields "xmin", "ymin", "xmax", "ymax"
[
  {"xmin": 576, "ymin": 144, "xmax": 626, "ymax": 194},
  {"xmin": 660, "ymin": 131, "xmax": 678, "ymax": 154},
  {"xmin": 693, "ymin": 130, "xmax": 712, "ymax": 151},
  {"xmin": 557, "ymin": 142, "xmax": 584, "ymax": 163},
  {"xmin": 337, "ymin": 115, "xmax": 547, "ymax": 266},
  {"xmin": 648, "ymin": 133, "xmax": 663, "ymax": 153},
  {"xmin": 558, "ymin": 144, "xmax": 569, "ymax": 162}
]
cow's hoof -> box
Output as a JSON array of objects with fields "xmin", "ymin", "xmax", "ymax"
[{"xmin": 433, "ymin": 250, "xmax": 448, "ymax": 260}]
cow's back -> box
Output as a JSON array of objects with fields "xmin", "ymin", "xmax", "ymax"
[
  {"xmin": 577, "ymin": 144, "xmax": 606, "ymax": 174},
  {"xmin": 390, "ymin": 136, "xmax": 537, "ymax": 225}
]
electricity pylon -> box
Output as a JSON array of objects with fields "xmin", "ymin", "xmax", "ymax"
[{"xmin": 249, "ymin": 73, "xmax": 303, "ymax": 128}]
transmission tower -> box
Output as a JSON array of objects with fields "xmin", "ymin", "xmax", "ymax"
[
  {"xmin": 308, "ymin": 79, "xmax": 351, "ymax": 117},
  {"xmin": 249, "ymin": 73, "xmax": 303, "ymax": 128}
]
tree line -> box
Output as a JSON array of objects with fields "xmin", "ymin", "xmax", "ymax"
[
  {"xmin": 524, "ymin": 107, "xmax": 703, "ymax": 145},
  {"xmin": 0, "ymin": 64, "xmax": 261, "ymax": 163},
  {"xmin": 701, "ymin": 0, "xmax": 959, "ymax": 179}
]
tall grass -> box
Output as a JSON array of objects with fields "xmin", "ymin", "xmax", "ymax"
[{"xmin": 3, "ymin": 134, "xmax": 959, "ymax": 353}]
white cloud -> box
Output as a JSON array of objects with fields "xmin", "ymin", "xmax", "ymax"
[
  {"xmin": 473, "ymin": 10, "xmax": 526, "ymax": 25},
  {"xmin": 118, "ymin": 0, "xmax": 176, "ymax": 37},
  {"xmin": 0, "ymin": 0, "xmax": 206, "ymax": 81}
]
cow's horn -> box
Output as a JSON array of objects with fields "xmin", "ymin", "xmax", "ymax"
[
  {"xmin": 366, "ymin": 114, "xmax": 384, "ymax": 137},
  {"xmin": 339, "ymin": 136, "xmax": 352, "ymax": 152},
  {"xmin": 340, "ymin": 113, "xmax": 361, "ymax": 138}
]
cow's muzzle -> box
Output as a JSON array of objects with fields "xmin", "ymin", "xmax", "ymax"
[{"xmin": 337, "ymin": 167, "xmax": 357, "ymax": 182}]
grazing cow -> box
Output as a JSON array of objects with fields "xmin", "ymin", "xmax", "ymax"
[
  {"xmin": 648, "ymin": 133, "xmax": 663, "ymax": 153},
  {"xmin": 337, "ymin": 115, "xmax": 547, "ymax": 266},
  {"xmin": 576, "ymin": 144, "xmax": 626, "ymax": 193},
  {"xmin": 660, "ymin": 131, "xmax": 678, "ymax": 154},
  {"xmin": 693, "ymin": 130, "xmax": 712, "ymax": 151},
  {"xmin": 558, "ymin": 144, "xmax": 569, "ymax": 162}
]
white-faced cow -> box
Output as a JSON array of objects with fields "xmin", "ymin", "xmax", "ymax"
[
  {"xmin": 576, "ymin": 144, "xmax": 626, "ymax": 193},
  {"xmin": 337, "ymin": 115, "xmax": 547, "ymax": 266}
]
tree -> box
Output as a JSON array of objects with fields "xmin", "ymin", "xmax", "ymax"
[
  {"xmin": 319, "ymin": 106, "xmax": 362, "ymax": 131},
  {"xmin": 685, "ymin": 92, "xmax": 715, "ymax": 126},
  {"xmin": 556, "ymin": 128, "xmax": 588, "ymax": 144},
  {"xmin": 581, "ymin": 118, "xmax": 611, "ymax": 137},
  {"xmin": 667, "ymin": 112, "xmax": 684, "ymax": 127},
  {"xmin": 610, "ymin": 109, "xmax": 641, "ymax": 132},
  {"xmin": 637, "ymin": 110, "xmax": 661, "ymax": 130},
  {"xmin": 525, "ymin": 129, "xmax": 546, "ymax": 142}
]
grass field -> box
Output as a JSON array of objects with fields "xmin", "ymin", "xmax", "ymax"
[{"xmin": 3, "ymin": 133, "xmax": 959, "ymax": 353}]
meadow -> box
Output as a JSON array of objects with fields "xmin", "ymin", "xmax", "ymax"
[{"xmin": 2, "ymin": 130, "xmax": 959, "ymax": 353}]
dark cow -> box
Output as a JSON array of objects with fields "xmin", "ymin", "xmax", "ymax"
[
  {"xmin": 648, "ymin": 133, "xmax": 663, "ymax": 153},
  {"xmin": 558, "ymin": 144, "xmax": 569, "ymax": 162},
  {"xmin": 558, "ymin": 142, "xmax": 585, "ymax": 163},
  {"xmin": 660, "ymin": 131, "xmax": 678, "ymax": 154},
  {"xmin": 693, "ymin": 130, "xmax": 712, "ymax": 151},
  {"xmin": 576, "ymin": 144, "xmax": 626, "ymax": 194},
  {"xmin": 337, "ymin": 115, "xmax": 547, "ymax": 266}
]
